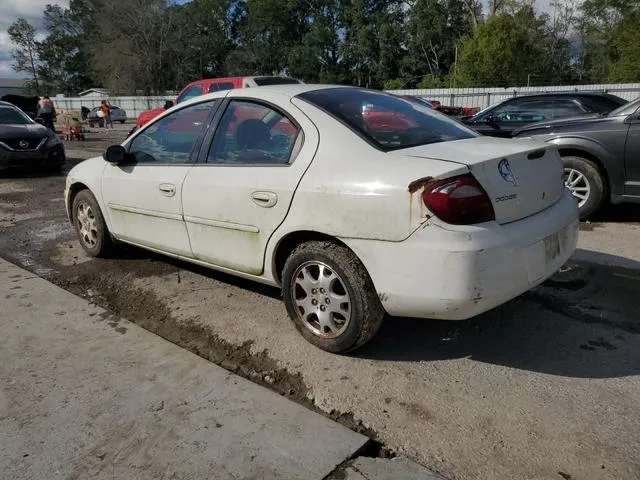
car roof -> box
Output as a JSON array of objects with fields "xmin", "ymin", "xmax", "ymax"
[
  {"xmin": 178, "ymin": 84, "xmax": 356, "ymax": 107},
  {"xmin": 0, "ymin": 101, "xmax": 18, "ymax": 108},
  {"xmin": 504, "ymin": 92, "xmax": 619, "ymax": 100}
]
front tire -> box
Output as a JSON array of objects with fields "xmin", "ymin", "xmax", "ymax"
[
  {"xmin": 72, "ymin": 190, "xmax": 113, "ymax": 257},
  {"xmin": 282, "ymin": 241, "xmax": 385, "ymax": 353},
  {"xmin": 562, "ymin": 156, "xmax": 605, "ymax": 220}
]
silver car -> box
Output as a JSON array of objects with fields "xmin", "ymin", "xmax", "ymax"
[{"xmin": 87, "ymin": 106, "xmax": 127, "ymax": 126}]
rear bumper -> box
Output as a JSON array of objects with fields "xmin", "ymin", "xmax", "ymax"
[
  {"xmin": 344, "ymin": 190, "xmax": 579, "ymax": 320},
  {"xmin": 0, "ymin": 144, "xmax": 65, "ymax": 170}
]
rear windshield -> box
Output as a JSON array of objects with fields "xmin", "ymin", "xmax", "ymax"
[
  {"xmin": 299, "ymin": 88, "xmax": 476, "ymax": 151},
  {"xmin": 252, "ymin": 77, "xmax": 301, "ymax": 86},
  {"xmin": 208, "ymin": 82, "xmax": 234, "ymax": 93},
  {"xmin": 579, "ymin": 95, "xmax": 627, "ymax": 113},
  {"xmin": 0, "ymin": 106, "xmax": 32, "ymax": 125}
]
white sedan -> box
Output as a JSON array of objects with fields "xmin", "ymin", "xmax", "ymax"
[{"xmin": 64, "ymin": 85, "xmax": 579, "ymax": 353}]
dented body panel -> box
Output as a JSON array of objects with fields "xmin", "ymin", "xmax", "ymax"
[{"xmin": 341, "ymin": 190, "xmax": 579, "ymax": 319}]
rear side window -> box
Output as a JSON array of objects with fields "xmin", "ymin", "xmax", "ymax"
[
  {"xmin": 177, "ymin": 85, "xmax": 203, "ymax": 104},
  {"xmin": 578, "ymin": 96, "xmax": 627, "ymax": 113},
  {"xmin": 208, "ymin": 82, "xmax": 234, "ymax": 93},
  {"xmin": 252, "ymin": 77, "xmax": 301, "ymax": 86},
  {"xmin": 207, "ymin": 100, "xmax": 300, "ymax": 165},
  {"xmin": 299, "ymin": 88, "xmax": 475, "ymax": 151},
  {"xmin": 492, "ymin": 99, "xmax": 555, "ymax": 122}
]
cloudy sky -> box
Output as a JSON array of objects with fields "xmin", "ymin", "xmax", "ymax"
[{"xmin": 0, "ymin": 0, "xmax": 70, "ymax": 78}]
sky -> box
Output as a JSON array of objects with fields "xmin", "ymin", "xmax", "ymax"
[{"xmin": 0, "ymin": 0, "xmax": 70, "ymax": 78}]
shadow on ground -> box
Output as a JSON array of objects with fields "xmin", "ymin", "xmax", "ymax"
[
  {"xmin": 95, "ymin": 245, "xmax": 640, "ymax": 381},
  {"xmin": 590, "ymin": 203, "xmax": 640, "ymax": 223}
]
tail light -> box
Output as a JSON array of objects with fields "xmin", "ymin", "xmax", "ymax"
[{"xmin": 421, "ymin": 174, "xmax": 495, "ymax": 225}]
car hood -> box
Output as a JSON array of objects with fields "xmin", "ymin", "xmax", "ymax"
[
  {"xmin": 0, "ymin": 123, "xmax": 51, "ymax": 140},
  {"xmin": 512, "ymin": 113, "xmax": 606, "ymax": 136}
]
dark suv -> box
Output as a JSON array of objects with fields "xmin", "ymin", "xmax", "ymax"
[
  {"xmin": 512, "ymin": 97, "xmax": 640, "ymax": 219},
  {"xmin": 461, "ymin": 93, "xmax": 627, "ymax": 137}
]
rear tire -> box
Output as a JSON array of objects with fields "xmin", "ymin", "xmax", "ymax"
[
  {"xmin": 72, "ymin": 190, "xmax": 114, "ymax": 257},
  {"xmin": 282, "ymin": 241, "xmax": 385, "ymax": 354},
  {"xmin": 562, "ymin": 156, "xmax": 605, "ymax": 220}
]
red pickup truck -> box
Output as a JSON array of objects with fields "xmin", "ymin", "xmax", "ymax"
[{"xmin": 134, "ymin": 75, "xmax": 302, "ymax": 128}]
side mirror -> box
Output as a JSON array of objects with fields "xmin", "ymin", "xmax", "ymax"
[
  {"xmin": 485, "ymin": 114, "xmax": 497, "ymax": 124},
  {"xmin": 34, "ymin": 117, "xmax": 45, "ymax": 125},
  {"xmin": 103, "ymin": 145, "xmax": 127, "ymax": 164}
]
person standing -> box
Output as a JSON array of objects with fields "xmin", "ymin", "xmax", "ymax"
[
  {"xmin": 100, "ymin": 99, "xmax": 113, "ymax": 129},
  {"xmin": 37, "ymin": 96, "xmax": 56, "ymax": 131}
]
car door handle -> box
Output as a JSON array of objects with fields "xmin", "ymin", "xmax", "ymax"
[
  {"xmin": 158, "ymin": 183, "xmax": 176, "ymax": 197},
  {"xmin": 251, "ymin": 191, "xmax": 278, "ymax": 208}
]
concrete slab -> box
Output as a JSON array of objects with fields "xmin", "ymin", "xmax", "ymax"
[
  {"xmin": 343, "ymin": 457, "xmax": 446, "ymax": 480},
  {"xmin": 0, "ymin": 258, "xmax": 369, "ymax": 479}
]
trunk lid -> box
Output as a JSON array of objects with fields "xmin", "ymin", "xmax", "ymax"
[{"xmin": 398, "ymin": 137, "xmax": 565, "ymax": 224}]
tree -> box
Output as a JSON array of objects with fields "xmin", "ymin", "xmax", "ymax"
[
  {"xmin": 402, "ymin": 0, "xmax": 474, "ymax": 87},
  {"xmin": 234, "ymin": 0, "xmax": 311, "ymax": 76},
  {"xmin": 287, "ymin": 0, "xmax": 347, "ymax": 83},
  {"xmin": 37, "ymin": 4, "xmax": 94, "ymax": 96},
  {"xmin": 340, "ymin": 0, "xmax": 406, "ymax": 88},
  {"xmin": 454, "ymin": 8, "xmax": 550, "ymax": 87},
  {"xmin": 7, "ymin": 18, "xmax": 40, "ymax": 91},
  {"xmin": 576, "ymin": 0, "xmax": 640, "ymax": 82},
  {"xmin": 604, "ymin": 9, "xmax": 640, "ymax": 81}
]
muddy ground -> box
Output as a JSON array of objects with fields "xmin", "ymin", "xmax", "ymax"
[{"xmin": 1, "ymin": 132, "xmax": 640, "ymax": 480}]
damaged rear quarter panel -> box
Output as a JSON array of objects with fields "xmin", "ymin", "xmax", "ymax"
[{"xmin": 280, "ymin": 102, "xmax": 468, "ymax": 242}]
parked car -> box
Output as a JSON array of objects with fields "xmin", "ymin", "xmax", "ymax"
[
  {"xmin": 65, "ymin": 85, "xmax": 578, "ymax": 353},
  {"xmin": 513, "ymin": 97, "xmax": 640, "ymax": 219},
  {"xmin": 0, "ymin": 94, "xmax": 40, "ymax": 118},
  {"xmin": 0, "ymin": 101, "xmax": 65, "ymax": 172},
  {"xmin": 87, "ymin": 105, "xmax": 128, "ymax": 126},
  {"xmin": 134, "ymin": 75, "xmax": 302, "ymax": 129},
  {"xmin": 461, "ymin": 93, "xmax": 627, "ymax": 137}
]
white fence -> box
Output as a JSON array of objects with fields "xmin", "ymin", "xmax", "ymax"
[
  {"xmin": 52, "ymin": 83, "xmax": 640, "ymax": 118},
  {"xmin": 386, "ymin": 83, "xmax": 640, "ymax": 109}
]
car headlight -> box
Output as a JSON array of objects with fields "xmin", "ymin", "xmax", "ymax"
[{"xmin": 46, "ymin": 134, "xmax": 62, "ymax": 147}]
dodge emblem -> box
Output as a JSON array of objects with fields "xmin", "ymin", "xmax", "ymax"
[{"xmin": 498, "ymin": 158, "xmax": 518, "ymax": 186}]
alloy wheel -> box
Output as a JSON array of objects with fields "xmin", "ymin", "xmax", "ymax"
[
  {"xmin": 564, "ymin": 168, "xmax": 591, "ymax": 208},
  {"xmin": 291, "ymin": 261, "xmax": 352, "ymax": 338}
]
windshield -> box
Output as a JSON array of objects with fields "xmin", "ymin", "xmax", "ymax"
[
  {"xmin": 299, "ymin": 88, "xmax": 476, "ymax": 151},
  {"xmin": 608, "ymin": 97, "xmax": 640, "ymax": 117},
  {"xmin": 253, "ymin": 77, "xmax": 301, "ymax": 86},
  {"xmin": 0, "ymin": 106, "xmax": 32, "ymax": 125}
]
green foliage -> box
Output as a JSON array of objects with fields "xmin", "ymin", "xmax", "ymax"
[
  {"xmin": 455, "ymin": 8, "xmax": 549, "ymax": 87},
  {"xmin": 402, "ymin": 0, "xmax": 473, "ymax": 86},
  {"xmin": 606, "ymin": 9, "xmax": 640, "ymax": 81},
  {"xmin": 6, "ymin": 0, "xmax": 640, "ymax": 95},
  {"xmin": 577, "ymin": 0, "xmax": 640, "ymax": 83},
  {"xmin": 383, "ymin": 78, "xmax": 405, "ymax": 89}
]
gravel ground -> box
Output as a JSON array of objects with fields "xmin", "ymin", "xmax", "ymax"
[{"xmin": 1, "ymin": 132, "xmax": 639, "ymax": 480}]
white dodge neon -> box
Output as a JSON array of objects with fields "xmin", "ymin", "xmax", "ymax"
[{"xmin": 65, "ymin": 85, "xmax": 579, "ymax": 353}]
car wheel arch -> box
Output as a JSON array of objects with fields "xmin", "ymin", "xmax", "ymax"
[
  {"xmin": 272, "ymin": 230, "xmax": 370, "ymax": 286},
  {"xmin": 67, "ymin": 182, "xmax": 90, "ymax": 221},
  {"xmin": 556, "ymin": 147, "xmax": 611, "ymax": 196}
]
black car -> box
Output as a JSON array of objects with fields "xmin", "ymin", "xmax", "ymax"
[
  {"xmin": 512, "ymin": 97, "xmax": 640, "ymax": 219},
  {"xmin": 0, "ymin": 101, "xmax": 66, "ymax": 172},
  {"xmin": 461, "ymin": 93, "xmax": 627, "ymax": 138}
]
